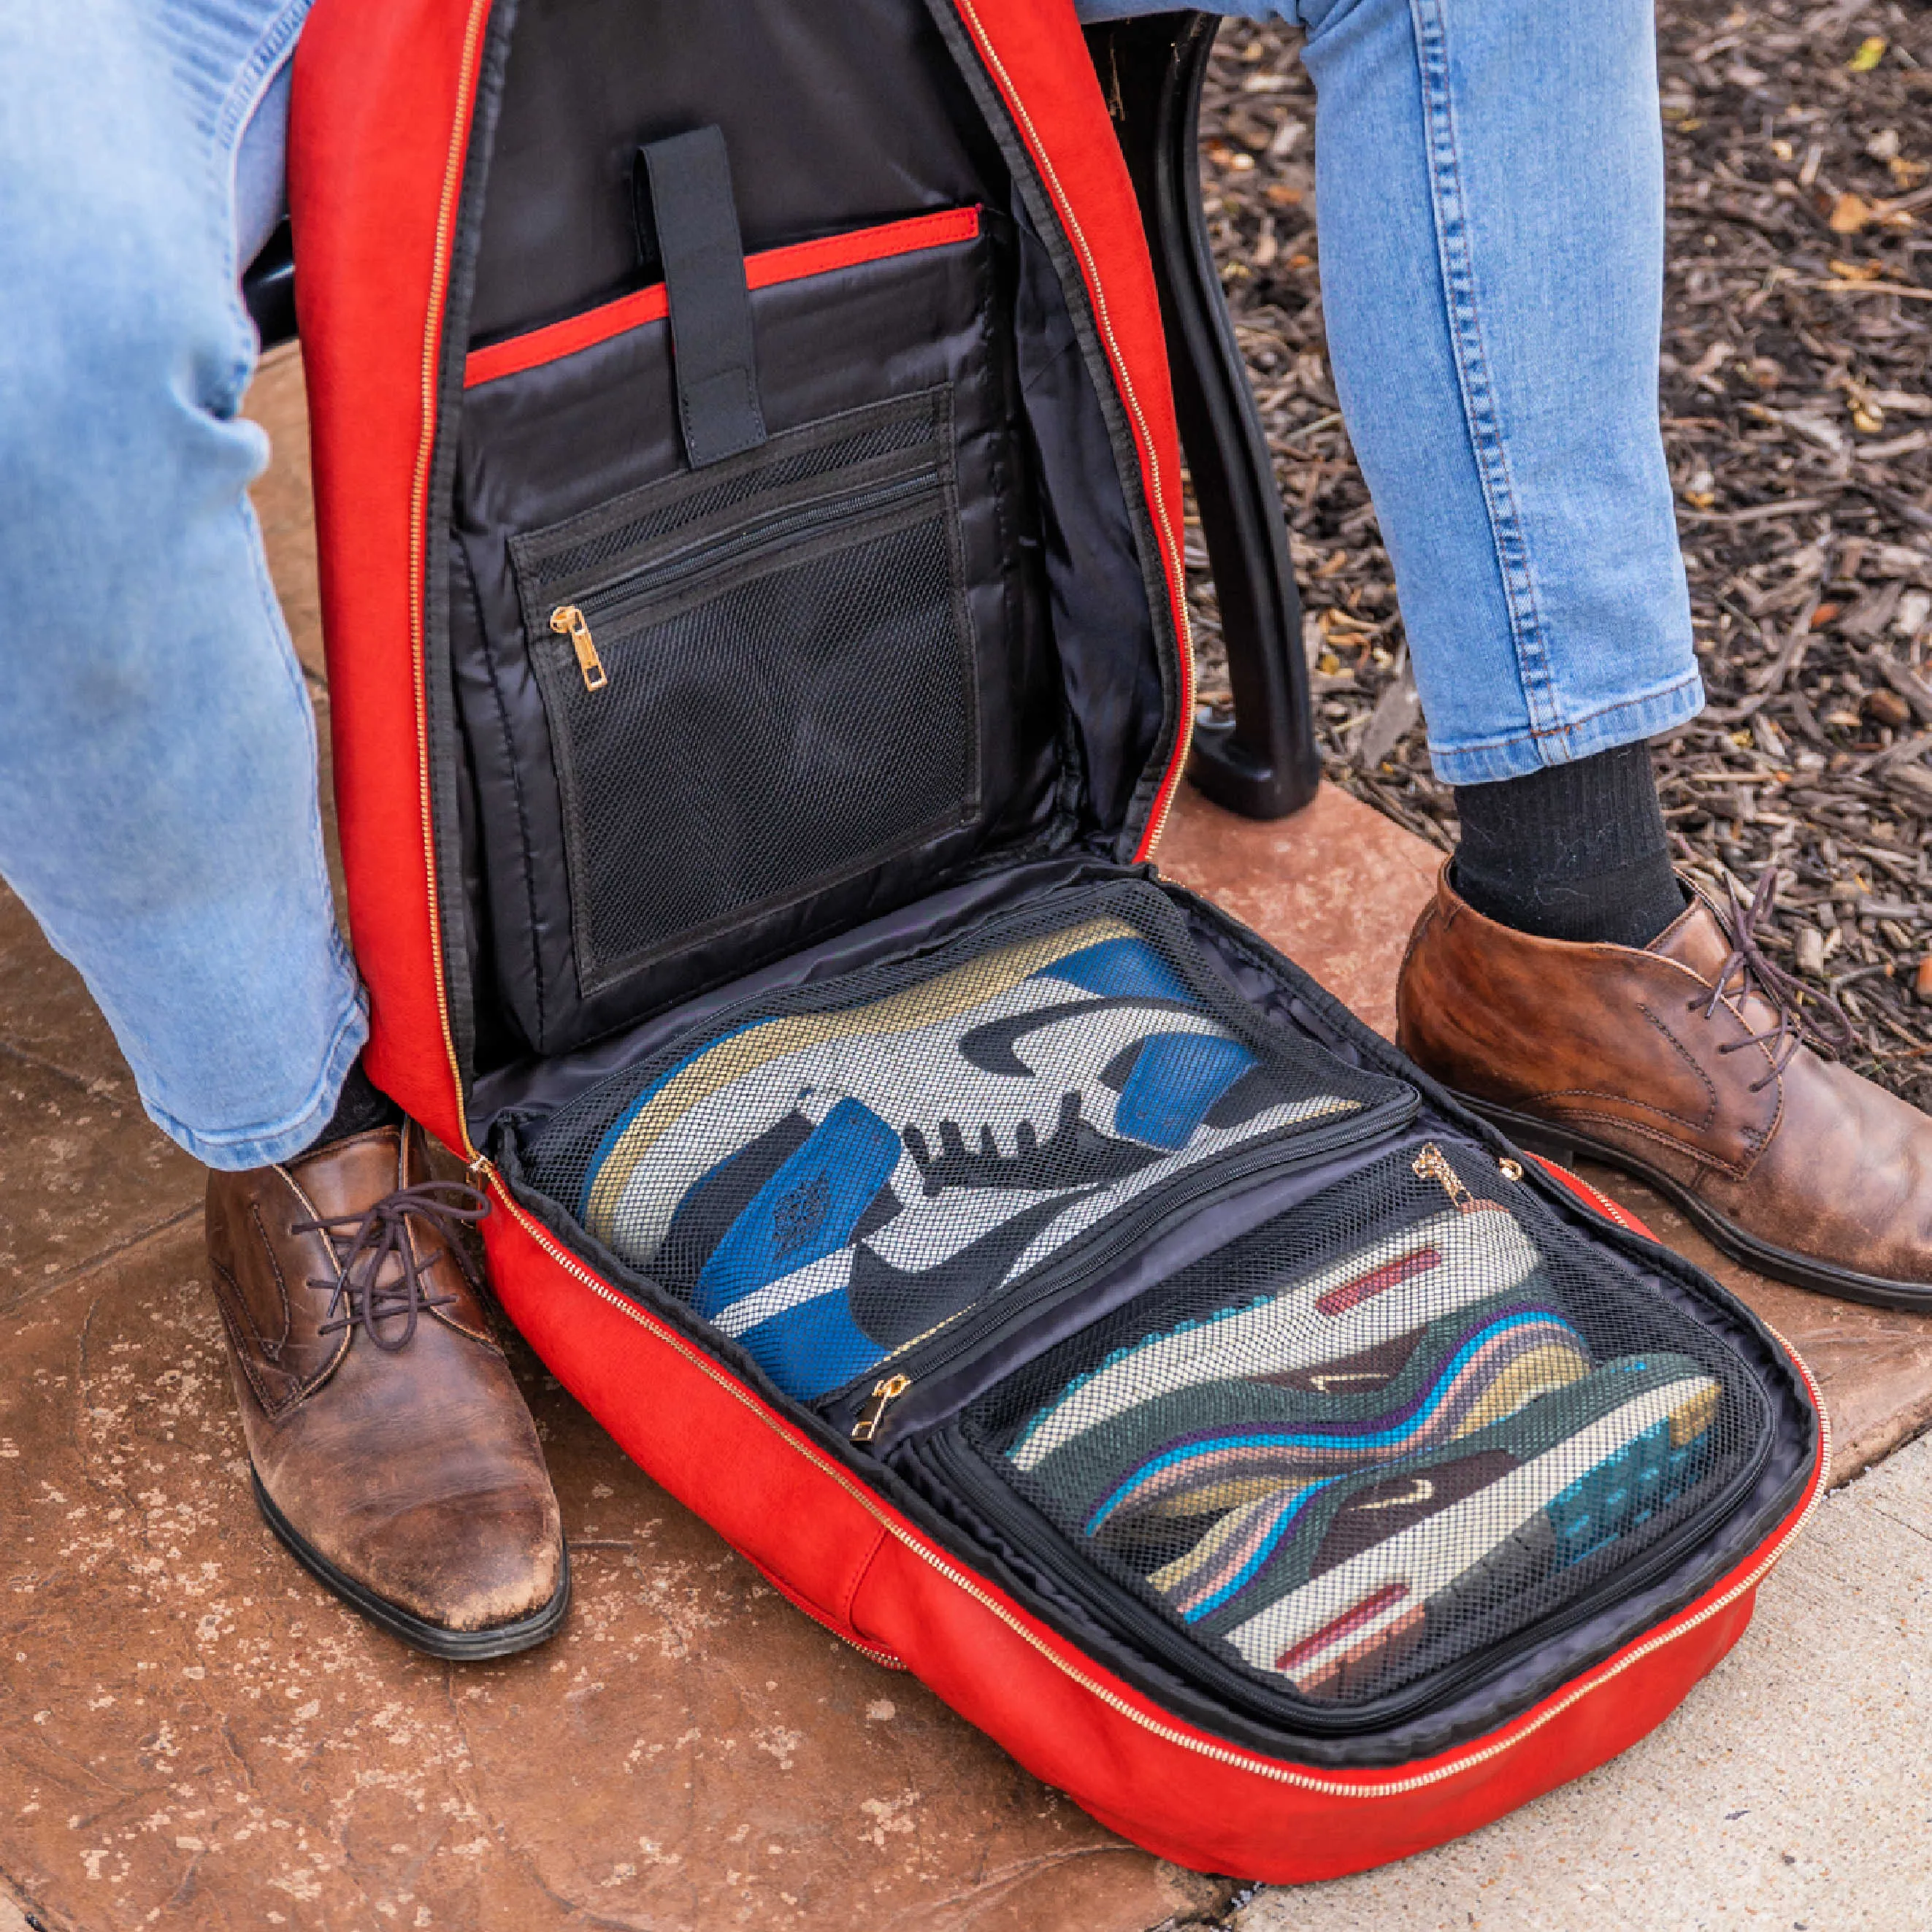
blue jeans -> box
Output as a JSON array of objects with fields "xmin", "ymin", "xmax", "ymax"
[{"xmin": 0, "ymin": 0, "xmax": 1698, "ymax": 1169}]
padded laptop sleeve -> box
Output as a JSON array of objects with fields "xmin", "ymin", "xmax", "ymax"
[{"xmin": 289, "ymin": 0, "xmax": 1824, "ymax": 1882}]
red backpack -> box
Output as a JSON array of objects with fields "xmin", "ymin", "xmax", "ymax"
[{"xmin": 289, "ymin": 0, "xmax": 1822, "ymax": 1882}]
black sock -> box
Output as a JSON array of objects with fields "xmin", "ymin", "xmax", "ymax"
[
  {"xmin": 1450, "ymin": 741, "xmax": 1687, "ymax": 950},
  {"xmin": 304, "ymin": 1055, "xmax": 404, "ymax": 1154}
]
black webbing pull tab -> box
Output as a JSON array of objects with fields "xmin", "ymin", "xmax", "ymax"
[{"xmin": 636, "ymin": 127, "xmax": 767, "ymax": 468}]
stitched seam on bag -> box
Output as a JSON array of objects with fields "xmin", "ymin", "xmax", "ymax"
[
  {"xmin": 468, "ymin": 550, "xmax": 548, "ymax": 1041},
  {"xmin": 840, "ymin": 1522, "xmax": 893, "ymax": 1638}
]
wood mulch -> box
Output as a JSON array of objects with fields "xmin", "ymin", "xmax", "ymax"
[{"xmin": 1191, "ymin": 0, "xmax": 1932, "ymax": 1103}]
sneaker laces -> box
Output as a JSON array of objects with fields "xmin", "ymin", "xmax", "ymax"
[
  {"xmin": 1698, "ymin": 868, "xmax": 1855, "ymax": 1092},
  {"xmin": 293, "ymin": 1180, "xmax": 491, "ymax": 1354}
]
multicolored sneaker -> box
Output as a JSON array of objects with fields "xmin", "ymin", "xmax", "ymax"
[
  {"xmin": 568, "ymin": 917, "xmax": 1362, "ymax": 1399},
  {"xmin": 1015, "ymin": 1285, "xmax": 1592, "ymax": 1546},
  {"xmin": 1006, "ymin": 1203, "xmax": 1544, "ymax": 1475},
  {"xmin": 1173, "ymin": 1355, "xmax": 1722, "ymax": 1699}
]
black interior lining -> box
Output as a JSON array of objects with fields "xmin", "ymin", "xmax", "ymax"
[{"xmin": 445, "ymin": 0, "xmax": 1170, "ymax": 1067}]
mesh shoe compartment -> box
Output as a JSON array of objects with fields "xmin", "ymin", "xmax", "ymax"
[
  {"xmin": 510, "ymin": 389, "xmax": 979, "ymax": 989},
  {"xmin": 954, "ymin": 1138, "xmax": 1771, "ymax": 1712},
  {"xmin": 519, "ymin": 880, "xmax": 1413, "ymax": 1406}
]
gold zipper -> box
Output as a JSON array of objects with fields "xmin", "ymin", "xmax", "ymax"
[
  {"xmin": 1413, "ymin": 1141, "xmax": 1476, "ymax": 1212},
  {"xmin": 410, "ymin": 0, "xmax": 494, "ymax": 1173},
  {"xmin": 851, "ymin": 1374, "xmax": 912, "ymax": 1444},
  {"xmin": 550, "ymin": 603, "xmax": 607, "ymax": 691}
]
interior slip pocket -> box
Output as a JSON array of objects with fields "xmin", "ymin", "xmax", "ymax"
[
  {"xmin": 512, "ymin": 388, "xmax": 980, "ymax": 994},
  {"xmin": 518, "ymin": 878, "xmax": 1415, "ymax": 1411},
  {"xmin": 905, "ymin": 1136, "xmax": 1772, "ymax": 1723}
]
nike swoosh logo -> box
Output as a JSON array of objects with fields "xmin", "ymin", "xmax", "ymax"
[
  {"xmin": 957, "ymin": 995, "xmax": 1199, "ymax": 1078},
  {"xmin": 1357, "ymin": 1477, "xmax": 1435, "ymax": 1511},
  {"xmin": 848, "ymin": 1189, "xmax": 1100, "ymax": 1347},
  {"xmin": 1305, "ymin": 1371, "xmax": 1395, "ymax": 1393}
]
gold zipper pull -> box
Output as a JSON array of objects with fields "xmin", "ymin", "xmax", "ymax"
[
  {"xmin": 550, "ymin": 604, "xmax": 607, "ymax": 692},
  {"xmin": 851, "ymin": 1374, "xmax": 911, "ymax": 1444},
  {"xmin": 1413, "ymin": 1142, "xmax": 1477, "ymax": 1214}
]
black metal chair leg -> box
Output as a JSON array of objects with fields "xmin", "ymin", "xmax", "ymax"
[
  {"xmin": 243, "ymin": 218, "xmax": 299, "ymax": 351},
  {"xmin": 1086, "ymin": 11, "xmax": 1320, "ymax": 821}
]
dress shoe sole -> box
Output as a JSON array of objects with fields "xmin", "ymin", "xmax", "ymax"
[
  {"xmin": 250, "ymin": 1470, "xmax": 572, "ymax": 1660},
  {"xmin": 1463, "ymin": 1096, "xmax": 1932, "ymax": 1314}
]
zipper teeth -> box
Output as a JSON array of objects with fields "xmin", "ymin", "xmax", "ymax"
[
  {"xmin": 572, "ymin": 469, "xmax": 936, "ymax": 632},
  {"xmin": 949, "ymin": 0, "xmax": 1194, "ymax": 862},
  {"xmin": 486, "ymin": 1171, "xmax": 1829, "ymax": 1799},
  {"xmin": 414, "ymin": 0, "xmax": 495, "ymax": 1165},
  {"xmin": 1533, "ymin": 1155, "xmax": 1647, "ymax": 1236}
]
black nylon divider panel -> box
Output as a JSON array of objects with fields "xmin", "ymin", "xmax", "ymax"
[
  {"xmin": 451, "ymin": 231, "xmax": 1062, "ymax": 1057},
  {"xmin": 470, "ymin": 0, "xmax": 1005, "ymax": 341}
]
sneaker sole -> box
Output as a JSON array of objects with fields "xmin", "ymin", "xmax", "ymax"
[
  {"xmin": 250, "ymin": 1470, "xmax": 572, "ymax": 1661},
  {"xmin": 1463, "ymin": 1095, "xmax": 1932, "ymax": 1314},
  {"xmin": 1221, "ymin": 1370, "xmax": 1717, "ymax": 1697}
]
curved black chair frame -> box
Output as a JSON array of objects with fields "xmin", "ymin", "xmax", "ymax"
[
  {"xmin": 1085, "ymin": 10, "xmax": 1318, "ymax": 820},
  {"xmin": 243, "ymin": 9, "xmax": 1316, "ymax": 821}
]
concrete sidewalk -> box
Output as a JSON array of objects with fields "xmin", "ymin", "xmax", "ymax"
[{"xmin": 1238, "ymin": 1432, "xmax": 1932, "ymax": 1931}]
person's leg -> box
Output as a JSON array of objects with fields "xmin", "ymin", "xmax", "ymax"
[
  {"xmin": 1293, "ymin": 0, "xmax": 1694, "ymax": 947},
  {"xmin": 1292, "ymin": 0, "xmax": 1698, "ymax": 789},
  {"xmin": 1078, "ymin": 0, "xmax": 1692, "ymax": 947},
  {"xmin": 0, "ymin": 0, "xmax": 362, "ymax": 1169},
  {"xmin": 1276, "ymin": 0, "xmax": 1932, "ymax": 1301},
  {"xmin": 0, "ymin": 1, "xmax": 567, "ymax": 1651}
]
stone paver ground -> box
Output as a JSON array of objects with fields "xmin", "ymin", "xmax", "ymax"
[{"xmin": 3, "ymin": 348, "xmax": 1929, "ymax": 1931}]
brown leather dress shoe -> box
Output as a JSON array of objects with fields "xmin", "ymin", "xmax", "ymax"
[
  {"xmin": 205, "ymin": 1122, "xmax": 569, "ymax": 1656},
  {"xmin": 1397, "ymin": 865, "xmax": 1932, "ymax": 1311}
]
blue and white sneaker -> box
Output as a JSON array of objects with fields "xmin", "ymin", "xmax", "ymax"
[{"xmin": 573, "ymin": 916, "xmax": 1361, "ymax": 1398}]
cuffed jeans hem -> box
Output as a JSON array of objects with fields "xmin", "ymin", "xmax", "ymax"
[
  {"xmin": 1426, "ymin": 671, "xmax": 1706, "ymax": 786},
  {"xmin": 141, "ymin": 982, "xmax": 371, "ymax": 1171}
]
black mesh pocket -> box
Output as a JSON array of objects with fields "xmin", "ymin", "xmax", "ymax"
[
  {"xmin": 511, "ymin": 389, "xmax": 979, "ymax": 991},
  {"xmin": 955, "ymin": 1139, "xmax": 1771, "ymax": 1713},
  {"xmin": 519, "ymin": 878, "xmax": 1414, "ymax": 1409}
]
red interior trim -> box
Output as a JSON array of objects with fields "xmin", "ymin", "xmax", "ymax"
[
  {"xmin": 1532, "ymin": 1154, "xmax": 1657, "ymax": 1241},
  {"xmin": 464, "ymin": 204, "xmax": 983, "ymax": 388}
]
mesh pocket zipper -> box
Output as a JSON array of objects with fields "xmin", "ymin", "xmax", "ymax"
[{"xmin": 541, "ymin": 453, "xmax": 943, "ymax": 693}]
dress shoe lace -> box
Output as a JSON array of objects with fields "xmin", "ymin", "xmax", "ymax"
[
  {"xmin": 1696, "ymin": 869, "xmax": 1855, "ymax": 1092},
  {"xmin": 293, "ymin": 1181, "xmax": 491, "ymax": 1353}
]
